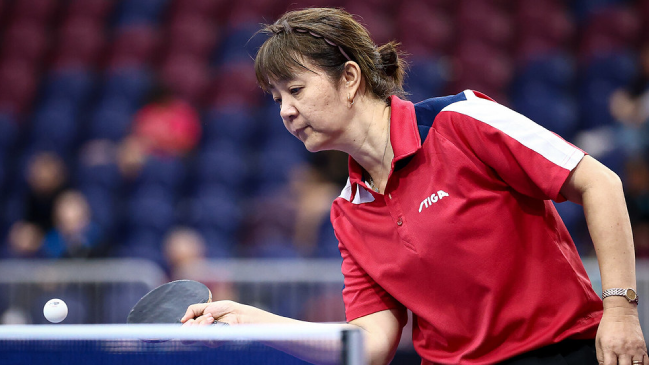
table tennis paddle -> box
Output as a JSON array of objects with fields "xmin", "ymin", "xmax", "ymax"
[{"xmin": 127, "ymin": 279, "xmax": 226, "ymax": 326}]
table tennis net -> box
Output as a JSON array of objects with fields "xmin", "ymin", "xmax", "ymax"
[{"xmin": 0, "ymin": 324, "xmax": 364, "ymax": 365}]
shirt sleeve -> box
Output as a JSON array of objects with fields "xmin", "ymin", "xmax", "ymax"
[
  {"xmin": 435, "ymin": 90, "xmax": 585, "ymax": 202},
  {"xmin": 336, "ymin": 228, "xmax": 405, "ymax": 322}
]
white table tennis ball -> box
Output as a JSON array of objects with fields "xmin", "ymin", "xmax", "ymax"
[{"xmin": 43, "ymin": 299, "xmax": 68, "ymax": 323}]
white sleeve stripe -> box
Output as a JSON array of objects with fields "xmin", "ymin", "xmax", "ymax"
[{"xmin": 442, "ymin": 95, "xmax": 585, "ymax": 171}]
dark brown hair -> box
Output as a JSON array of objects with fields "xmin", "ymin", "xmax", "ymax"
[{"xmin": 254, "ymin": 7, "xmax": 408, "ymax": 102}]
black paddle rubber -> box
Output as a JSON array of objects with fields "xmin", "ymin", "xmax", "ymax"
[{"xmin": 127, "ymin": 280, "xmax": 213, "ymax": 324}]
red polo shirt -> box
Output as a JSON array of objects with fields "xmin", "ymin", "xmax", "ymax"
[{"xmin": 330, "ymin": 90, "xmax": 602, "ymax": 364}]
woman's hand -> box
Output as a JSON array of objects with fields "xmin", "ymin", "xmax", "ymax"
[
  {"xmin": 596, "ymin": 301, "xmax": 648, "ymax": 365},
  {"xmin": 181, "ymin": 300, "xmax": 250, "ymax": 326}
]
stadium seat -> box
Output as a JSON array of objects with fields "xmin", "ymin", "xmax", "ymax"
[
  {"xmin": 114, "ymin": 0, "xmax": 169, "ymax": 26},
  {"xmin": 456, "ymin": 0, "xmax": 513, "ymax": 48},
  {"xmin": 41, "ymin": 69, "xmax": 95, "ymax": 108},
  {"xmin": 1, "ymin": 20, "xmax": 48, "ymax": 67},
  {"xmin": 185, "ymin": 184, "xmax": 243, "ymax": 238},
  {"xmin": 160, "ymin": 54, "xmax": 209, "ymax": 105},
  {"xmin": 405, "ymin": 57, "xmax": 448, "ymax": 103},
  {"xmin": 203, "ymin": 106, "xmax": 259, "ymax": 146},
  {"xmin": 514, "ymin": 52, "xmax": 576, "ymax": 91},
  {"xmin": 396, "ymin": 1, "xmax": 453, "ymax": 56},
  {"xmin": 0, "ymin": 57, "xmax": 38, "ymax": 114},
  {"xmin": 194, "ymin": 141, "xmax": 250, "ymax": 191},
  {"xmin": 166, "ymin": 13, "xmax": 219, "ymax": 61},
  {"xmin": 89, "ymin": 97, "xmax": 135, "ymax": 141},
  {"xmin": 12, "ymin": 0, "xmax": 58, "ymax": 24},
  {"xmin": 108, "ymin": 24, "xmax": 160, "ymax": 69},
  {"xmin": 127, "ymin": 185, "xmax": 176, "ymax": 233},
  {"xmin": 512, "ymin": 83, "xmax": 579, "ymax": 140},
  {"xmin": 101, "ymin": 67, "xmax": 151, "ymax": 108},
  {"xmin": 66, "ymin": 0, "xmax": 115, "ymax": 22},
  {"xmin": 0, "ymin": 113, "xmax": 18, "ymax": 152},
  {"xmin": 135, "ymin": 155, "xmax": 185, "ymax": 193},
  {"xmin": 30, "ymin": 99, "xmax": 78, "ymax": 154},
  {"xmin": 53, "ymin": 17, "xmax": 105, "ymax": 69},
  {"xmin": 80, "ymin": 185, "xmax": 116, "ymax": 232}
]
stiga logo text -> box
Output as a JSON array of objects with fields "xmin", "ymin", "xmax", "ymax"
[{"xmin": 418, "ymin": 190, "xmax": 449, "ymax": 213}]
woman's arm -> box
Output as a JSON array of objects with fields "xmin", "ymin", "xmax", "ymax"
[
  {"xmin": 181, "ymin": 302, "xmax": 406, "ymax": 365},
  {"xmin": 560, "ymin": 155, "xmax": 647, "ymax": 365}
]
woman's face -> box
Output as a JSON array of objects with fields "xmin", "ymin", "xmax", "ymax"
[{"xmin": 269, "ymin": 62, "xmax": 350, "ymax": 152}]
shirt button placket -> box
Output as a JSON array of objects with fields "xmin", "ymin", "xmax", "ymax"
[{"xmin": 396, "ymin": 218, "xmax": 403, "ymax": 226}]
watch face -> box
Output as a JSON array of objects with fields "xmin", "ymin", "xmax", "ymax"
[{"xmin": 626, "ymin": 289, "xmax": 638, "ymax": 301}]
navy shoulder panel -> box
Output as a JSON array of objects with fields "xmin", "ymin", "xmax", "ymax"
[{"xmin": 414, "ymin": 92, "xmax": 467, "ymax": 143}]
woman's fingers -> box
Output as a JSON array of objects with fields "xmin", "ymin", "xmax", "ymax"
[{"xmin": 181, "ymin": 303, "xmax": 209, "ymax": 323}]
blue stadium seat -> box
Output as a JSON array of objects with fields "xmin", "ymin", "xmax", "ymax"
[
  {"xmin": 578, "ymin": 78, "xmax": 618, "ymax": 130},
  {"xmin": 128, "ymin": 185, "xmax": 175, "ymax": 233},
  {"xmin": 115, "ymin": 228, "xmax": 166, "ymax": 265},
  {"xmin": 76, "ymin": 160, "xmax": 122, "ymax": 191},
  {"xmin": 114, "ymin": 0, "xmax": 170, "ymax": 26},
  {"xmin": 135, "ymin": 156, "xmax": 185, "ymax": 193},
  {"xmin": 89, "ymin": 97, "xmax": 134, "ymax": 141},
  {"xmin": 515, "ymin": 53, "xmax": 576, "ymax": 91},
  {"xmin": 195, "ymin": 141, "xmax": 250, "ymax": 191},
  {"xmin": 405, "ymin": 57, "xmax": 448, "ymax": 103},
  {"xmin": 185, "ymin": 184, "xmax": 242, "ymax": 238},
  {"xmin": 80, "ymin": 185, "xmax": 116, "ymax": 232},
  {"xmin": 30, "ymin": 99, "xmax": 78, "ymax": 154},
  {"xmin": 42, "ymin": 68, "xmax": 95, "ymax": 108},
  {"xmin": 512, "ymin": 83, "xmax": 579, "ymax": 140},
  {"xmin": 198, "ymin": 227, "xmax": 234, "ymax": 258},
  {"xmin": 0, "ymin": 112, "xmax": 18, "ymax": 151},
  {"xmin": 256, "ymin": 134, "xmax": 308, "ymax": 191},
  {"xmin": 216, "ymin": 23, "xmax": 265, "ymax": 64},
  {"xmin": 101, "ymin": 68, "xmax": 152, "ymax": 108},
  {"xmin": 584, "ymin": 51, "xmax": 637, "ymax": 88},
  {"xmin": 203, "ymin": 106, "xmax": 258, "ymax": 146}
]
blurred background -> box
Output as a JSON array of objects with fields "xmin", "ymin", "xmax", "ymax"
[{"xmin": 0, "ymin": 0, "xmax": 648, "ymax": 362}]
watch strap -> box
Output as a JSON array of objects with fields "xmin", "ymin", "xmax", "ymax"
[{"xmin": 602, "ymin": 288, "xmax": 639, "ymax": 303}]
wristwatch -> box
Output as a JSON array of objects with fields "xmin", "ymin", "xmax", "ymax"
[{"xmin": 602, "ymin": 288, "xmax": 639, "ymax": 304}]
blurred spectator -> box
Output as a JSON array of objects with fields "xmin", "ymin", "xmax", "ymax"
[
  {"xmin": 163, "ymin": 226, "xmax": 207, "ymax": 275},
  {"xmin": 610, "ymin": 44, "xmax": 649, "ymax": 155},
  {"xmin": 41, "ymin": 190, "xmax": 105, "ymax": 258},
  {"xmin": 117, "ymin": 83, "xmax": 201, "ymax": 178},
  {"xmin": 163, "ymin": 226, "xmax": 236, "ymax": 300},
  {"xmin": 6, "ymin": 152, "xmax": 69, "ymax": 257}
]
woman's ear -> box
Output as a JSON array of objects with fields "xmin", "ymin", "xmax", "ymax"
[{"xmin": 342, "ymin": 61, "xmax": 362, "ymax": 98}]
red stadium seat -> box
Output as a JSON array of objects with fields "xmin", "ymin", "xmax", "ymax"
[
  {"xmin": 449, "ymin": 40, "xmax": 513, "ymax": 101},
  {"xmin": 167, "ymin": 0, "xmax": 228, "ymax": 21},
  {"xmin": 52, "ymin": 17, "xmax": 105, "ymax": 69},
  {"xmin": 396, "ymin": 1, "xmax": 453, "ymax": 56},
  {"xmin": 456, "ymin": 0, "xmax": 513, "ymax": 49},
  {"xmin": 343, "ymin": 2, "xmax": 395, "ymax": 46},
  {"xmin": 1, "ymin": 20, "xmax": 49, "ymax": 66},
  {"xmin": 207, "ymin": 59, "xmax": 261, "ymax": 108},
  {"xmin": 12, "ymin": 0, "xmax": 58, "ymax": 23},
  {"xmin": 579, "ymin": 6, "xmax": 641, "ymax": 60},
  {"xmin": 0, "ymin": 58, "xmax": 38, "ymax": 115},
  {"xmin": 160, "ymin": 54, "xmax": 210, "ymax": 105},
  {"xmin": 66, "ymin": 0, "xmax": 114, "ymax": 22},
  {"xmin": 166, "ymin": 14, "xmax": 219, "ymax": 61},
  {"xmin": 108, "ymin": 24, "xmax": 160, "ymax": 69},
  {"xmin": 515, "ymin": 0, "xmax": 574, "ymax": 47}
]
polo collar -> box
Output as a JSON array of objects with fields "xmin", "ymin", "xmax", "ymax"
[{"xmin": 345, "ymin": 95, "xmax": 422, "ymax": 202}]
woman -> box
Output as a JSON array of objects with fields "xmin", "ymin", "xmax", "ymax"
[{"xmin": 182, "ymin": 8, "xmax": 647, "ymax": 365}]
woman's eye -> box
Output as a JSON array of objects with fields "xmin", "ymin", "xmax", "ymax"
[
  {"xmin": 274, "ymin": 98, "xmax": 282, "ymax": 105},
  {"xmin": 290, "ymin": 87, "xmax": 302, "ymax": 95}
]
